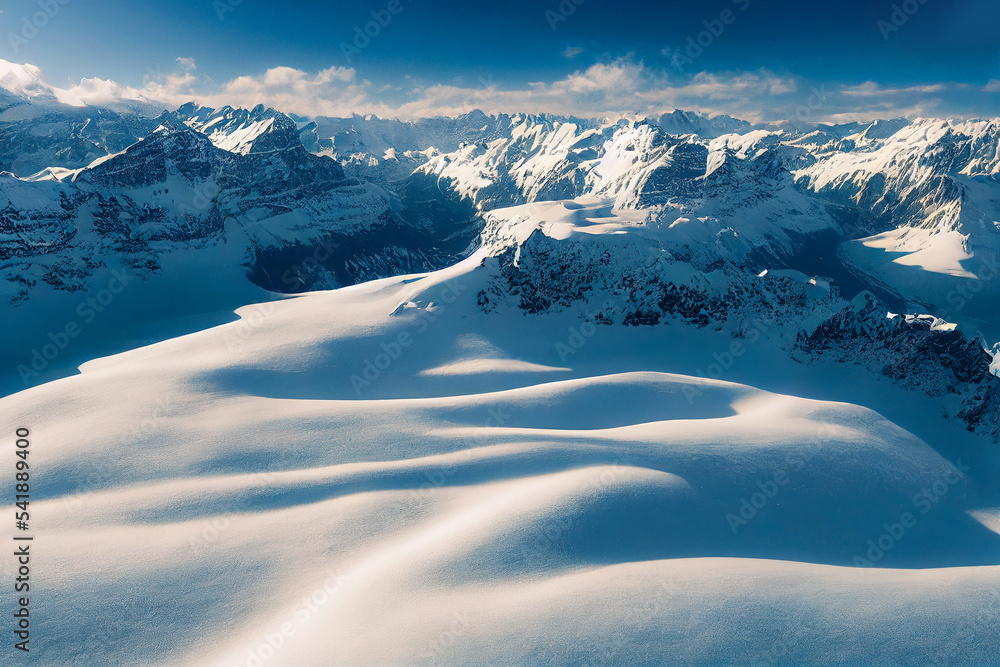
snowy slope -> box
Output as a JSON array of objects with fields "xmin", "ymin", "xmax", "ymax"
[
  {"xmin": 4, "ymin": 86, "xmax": 1000, "ymax": 664},
  {"xmin": 402, "ymin": 113, "xmax": 1000, "ymax": 344},
  {"xmin": 3, "ymin": 218, "xmax": 999, "ymax": 664},
  {"xmin": 795, "ymin": 118, "xmax": 1000, "ymax": 336},
  {"xmin": 0, "ymin": 109, "xmax": 480, "ymax": 393},
  {"xmin": 5, "ymin": 87, "xmax": 999, "ymax": 346},
  {"xmin": 472, "ymin": 198, "xmax": 1000, "ymax": 441},
  {"xmin": 4, "ymin": 93, "xmax": 1000, "ymax": 414}
]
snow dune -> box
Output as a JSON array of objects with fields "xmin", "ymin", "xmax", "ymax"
[{"xmin": 4, "ymin": 248, "xmax": 1000, "ymax": 665}]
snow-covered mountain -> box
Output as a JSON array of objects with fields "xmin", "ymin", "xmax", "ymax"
[
  {"xmin": 0, "ymin": 60, "xmax": 165, "ymax": 176},
  {"xmin": 469, "ymin": 198, "xmax": 1000, "ymax": 443},
  {"xmin": 0, "ymin": 104, "xmax": 481, "ymax": 389},
  {"xmin": 295, "ymin": 106, "xmax": 1000, "ymax": 447},
  {"xmin": 650, "ymin": 108, "xmax": 759, "ymax": 137},
  {"xmin": 356, "ymin": 112, "xmax": 1000, "ymax": 335},
  {"xmin": 5, "ymin": 98, "xmax": 1000, "ymax": 426},
  {"xmin": 796, "ymin": 118, "xmax": 1000, "ymax": 338},
  {"xmin": 4, "ymin": 61, "xmax": 1000, "ymax": 663},
  {"xmin": 4, "ymin": 194, "xmax": 1000, "ymax": 665}
]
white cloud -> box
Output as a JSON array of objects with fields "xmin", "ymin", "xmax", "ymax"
[
  {"xmin": 562, "ymin": 46, "xmax": 584, "ymax": 59},
  {"xmin": 82, "ymin": 56, "xmax": 794, "ymax": 121},
  {"xmin": 3, "ymin": 57, "xmax": 993, "ymax": 124},
  {"xmin": 986, "ymin": 79, "xmax": 1000, "ymax": 93},
  {"xmin": 842, "ymin": 81, "xmax": 948, "ymax": 97},
  {"xmin": 840, "ymin": 81, "xmax": 880, "ymax": 97},
  {"xmin": 132, "ymin": 60, "xmax": 383, "ymax": 117},
  {"xmin": 383, "ymin": 61, "xmax": 802, "ymax": 122}
]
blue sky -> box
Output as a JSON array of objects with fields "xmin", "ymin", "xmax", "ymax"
[{"xmin": 3, "ymin": 0, "xmax": 999, "ymax": 121}]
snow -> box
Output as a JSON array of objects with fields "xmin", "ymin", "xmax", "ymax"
[
  {"xmin": 0, "ymin": 59, "xmax": 162, "ymax": 114},
  {"xmin": 208, "ymin": 118, "xmax": 275, "ymax": 155},
  {"xmin": 708, "ymin": 129, "xmax": 781, "ymax": 158},
  {"xmin": 850, "ymin": 227, "xmax": 977, "ymax": 278},
  {"xmin": 0, "ymin": 60, "xmax": 59, "ymax": 102},
  {"xmin": 4, "ymin": 226, "xmax": 1000, "ymax": 664},
  {"xmin": 841, "ymin": 225, "xmax": 1000, "ymax": 339},
  {"xmin": 2, "ymin": 85, "xmax": 1000, "ymax": 663}
]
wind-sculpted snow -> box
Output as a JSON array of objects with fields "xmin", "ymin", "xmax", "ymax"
[
  {"xmin": 468, "ymin": 197, "xmax": 1000, "ymax": 444},
  {"xmin": 6, "ymin": 75, "xmax": 1000, "ymax": 665},
  {"xmin": 3, "ymin": 246, "xmax": 1000, "ymax": 665}
]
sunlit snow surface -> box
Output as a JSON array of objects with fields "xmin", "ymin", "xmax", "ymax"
[{"xmin": 4, "ymin": 209, "xmax": 1000, "ymax": 665}]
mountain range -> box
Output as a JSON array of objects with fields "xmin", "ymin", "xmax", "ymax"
[
  {"xmin": 2, "ymin": 60, "xmax": 1000, "ymax": 665},
  {"xmin": 3, "ymin": 84, "xmax": 999, "ymax": 435}
]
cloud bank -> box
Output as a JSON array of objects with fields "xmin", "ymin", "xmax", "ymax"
[{"xmin": 6, "ymin": 56, "xmax": 999, "ymax": 123}]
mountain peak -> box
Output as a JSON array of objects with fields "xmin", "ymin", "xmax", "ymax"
[{"xmin": 0, "ymin": 59, "xmax": 57, "ymax": 102}]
